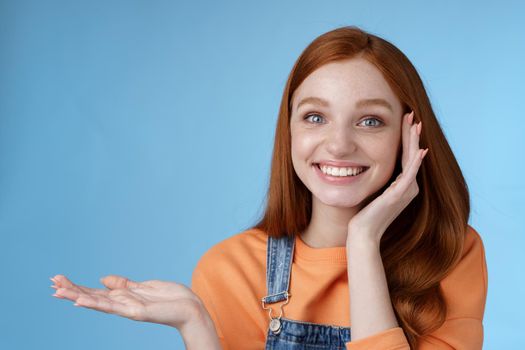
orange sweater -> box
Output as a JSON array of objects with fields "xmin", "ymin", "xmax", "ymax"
[{"xmin": 191, "ymin": 225, "xmax": 488, "ymax": 349}]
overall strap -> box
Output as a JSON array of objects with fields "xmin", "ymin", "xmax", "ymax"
[{"xmin": 262, "ymin": 234, "xmax": 295, "ymax": 305}]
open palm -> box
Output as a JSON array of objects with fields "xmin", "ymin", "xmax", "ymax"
[{"xmin": 51, "ymin": 274, "xmax": 202, "ymax": 330}]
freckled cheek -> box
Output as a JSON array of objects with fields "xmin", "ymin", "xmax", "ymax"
[
  {"xmin": 382, "ymin": 152, "xmax": 398, "ymax": 172},
  {"xmin": 291, "ymin": 133, "xmax": 318, "ymax": 163},
  {"xmin": 373, "ymin": 141, "xmax": 400, "ymax": 178}
]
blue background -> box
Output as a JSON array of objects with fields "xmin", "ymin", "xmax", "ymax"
[{"xmin": 1, "ymin": 0, "xmax": 523, "ymax": 348}]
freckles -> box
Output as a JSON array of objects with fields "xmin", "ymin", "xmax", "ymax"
[{"xmin": 292, "ymin": 132, "xmax": 316, "ymax": 154}]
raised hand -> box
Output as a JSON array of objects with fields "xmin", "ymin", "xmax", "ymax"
[
  {"xmin": 51, "ymin": 274, "xmax": 205, "ymax": 330},
  {"xmin": 347, "ymin": 111, "xmax": 429, "ymax": 245}
]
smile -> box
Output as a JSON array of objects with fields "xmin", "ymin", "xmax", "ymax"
[
  {"xmin": 313, "ymin": 163, "xmax": 369, "ymax": 184},
  {"xmin": 318, "ymin": 164, "xmax": 367, "ymax": 177}
]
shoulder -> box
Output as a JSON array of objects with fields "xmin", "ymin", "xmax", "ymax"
[
  {"xmin": 190, "ymin": 227, "xmax": 269, "ymax": 315},
  {"xmin": 193, "ymin": 227, "xmax": 268, "ymax": 276},
  {"xmin": 452, "ymin": 225, "xmax": 487, "ymax": 285},
  {"xmin": 454, "ymin": 225, "xmax": 487, "ymax": 277},
  {"xmin": 440, "ymin": 224, "xmax": 488, "ymax": 319},
  {"xmin": 463, "ymin": 225, "xmax": 486, "ymax": 259}
]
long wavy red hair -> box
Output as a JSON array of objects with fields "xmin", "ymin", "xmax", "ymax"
[{"xmin": 252, "ymin": 26, "xmax": 469, "ymax": 348}]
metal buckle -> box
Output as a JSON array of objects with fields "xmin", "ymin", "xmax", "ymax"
[{"xmin": 261, "ymin": 292, "xmax": 291, "ymax": 335}]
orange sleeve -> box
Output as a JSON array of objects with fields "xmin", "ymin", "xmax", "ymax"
[
  {"xmin": 191, "ymin": 263, "xmax": 229, "ymax": 350},
  {"xmin": 345, "ymin": 327, "xmax": 410, "ymax": 349},
  {"xmin": 345, "ymin": 226, "xmax": 488, "ymax": 350}
]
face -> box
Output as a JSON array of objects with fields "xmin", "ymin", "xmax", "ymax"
[{"xmin": 290, "ymin": 57, "xmax": 403, "ymax": 209}]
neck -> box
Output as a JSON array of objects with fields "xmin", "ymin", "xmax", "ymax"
[{"xmin": 300, "ymin": 196, "xmax": 361, "ymax": 248}]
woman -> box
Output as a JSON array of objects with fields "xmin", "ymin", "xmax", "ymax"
[{"xmin": 52, "ymin": 26, "xmax": 488, "ymax": 349}]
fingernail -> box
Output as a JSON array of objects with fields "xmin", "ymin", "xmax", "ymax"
[
  {"xmin": 408, "ymin": 112, "xmax": 414, "ymax": 125},
  {"xmin": 420, "ymin": 148, "xmax": 429, "ymax": 159},
  {"xmin": 417, "ymin": 122, "xmax": 422, "ymax": 135}
]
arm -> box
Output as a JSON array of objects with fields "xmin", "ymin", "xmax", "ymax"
[
  {"xmin": 190, "ymin": 261, "xmax": 228, "ymax": 349},
  {"xmin": 346, "ymin": 235, "xmax": 405, "ymax": 342}
]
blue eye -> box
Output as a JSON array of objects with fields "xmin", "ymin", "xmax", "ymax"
[
  {"xmin": 360, "ymin": 117, "xmax": 383, "ymax": 127},
  {"xmin": 304, "ymin": 113, "xmax": 325, "ymax": 124}
]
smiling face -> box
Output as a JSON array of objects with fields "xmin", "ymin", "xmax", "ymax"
[{"xmin": 290, "ymin": 57, "xmax": 404, "ymax": 209}]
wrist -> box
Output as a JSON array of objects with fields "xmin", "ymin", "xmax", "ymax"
[
  {"xmin": 178, "ymin": 299, "xmax": 211, "ymax": 331},
  {"xmin": 346, "ymin": 229, "xmax": 381, "ymax": 250},
  {"xmin": 178, "ymin": 301, "xmax": 221, "ymax": 350}
]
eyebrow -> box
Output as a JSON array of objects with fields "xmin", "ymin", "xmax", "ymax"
[{"xmin": 295, "ymin": 96, "xmax": 394, "ymax": 113}]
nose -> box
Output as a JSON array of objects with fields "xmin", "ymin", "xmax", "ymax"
[{"xmin": 325, "ymin": 125, "xmax": 357, "ymax": 157}]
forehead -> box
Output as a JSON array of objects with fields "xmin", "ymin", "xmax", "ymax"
[{"xmin": 291, "ymin": 58, "xmax": 402, "ymax": 113}]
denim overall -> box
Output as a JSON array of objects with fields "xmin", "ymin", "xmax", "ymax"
[{"xmin": 261, "ymin": 235, "xmax": 352, "ymax": 349}]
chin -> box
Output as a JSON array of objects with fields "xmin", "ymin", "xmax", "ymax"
[{"xmin": 314, "ymin": 192, "xmax": 364, "ymax": 209}]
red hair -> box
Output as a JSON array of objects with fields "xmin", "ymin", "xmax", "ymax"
[{"xmin": 251, "ymin": 26, "xmax": 469, "ymax": 348}]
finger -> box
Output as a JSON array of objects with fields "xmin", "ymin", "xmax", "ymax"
[
  {"xmin": 391, "ymin": 172, "xmax": 403, "ymax": 186},
  {"xmin": 101, "ymin": 275, "xmax": 141, "ymax": 290},
  {"xmin": 51, "ymin": 275, "xmax": 74, "ymax": 288},
  {"xmin": 67, "ymin": 290, "xmax": 122, "ymax": 312},
  {"xmin": 407, "ymin": 121, "xmax": 420, "ymax": 169},
  {"xmin": 54, "ymin": 287, "xmax": 83, "ymax": 302},
  {"xmin": 76, "ymin": 293, "xmax": 142, "ymax": 320},
  {"xmin": 52, "ymin": 275, "xmax": 107, "ymax": 296},
  {"xmin": 398, "ymin": 148, "xmax": 427, "ymax": 190},
  {"xmin": 391, "ymin": 139, "xmax": 428, "ymax": 189},
  {"xmin": 54, "ymin": 287, "xmax": 109, "ymax": 302},
  {"xmin": 400, "ymin": 120, "xmax": 420, "ymax": 174},
  {"xmin": 410, "ymin": 120, "xmax": 422, "ymax": 162},
  {"xmin": 75, "ymin": 293, "xmax": 111, "ymax": 309},
  {"xmin": 401, "ymin": 111, "xmax": 414, "ymax": 170}
]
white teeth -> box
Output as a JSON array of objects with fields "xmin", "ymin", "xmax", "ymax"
[{"xmin": 319, "ymin": 165, "xmax": 366, "ymax": 177}]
